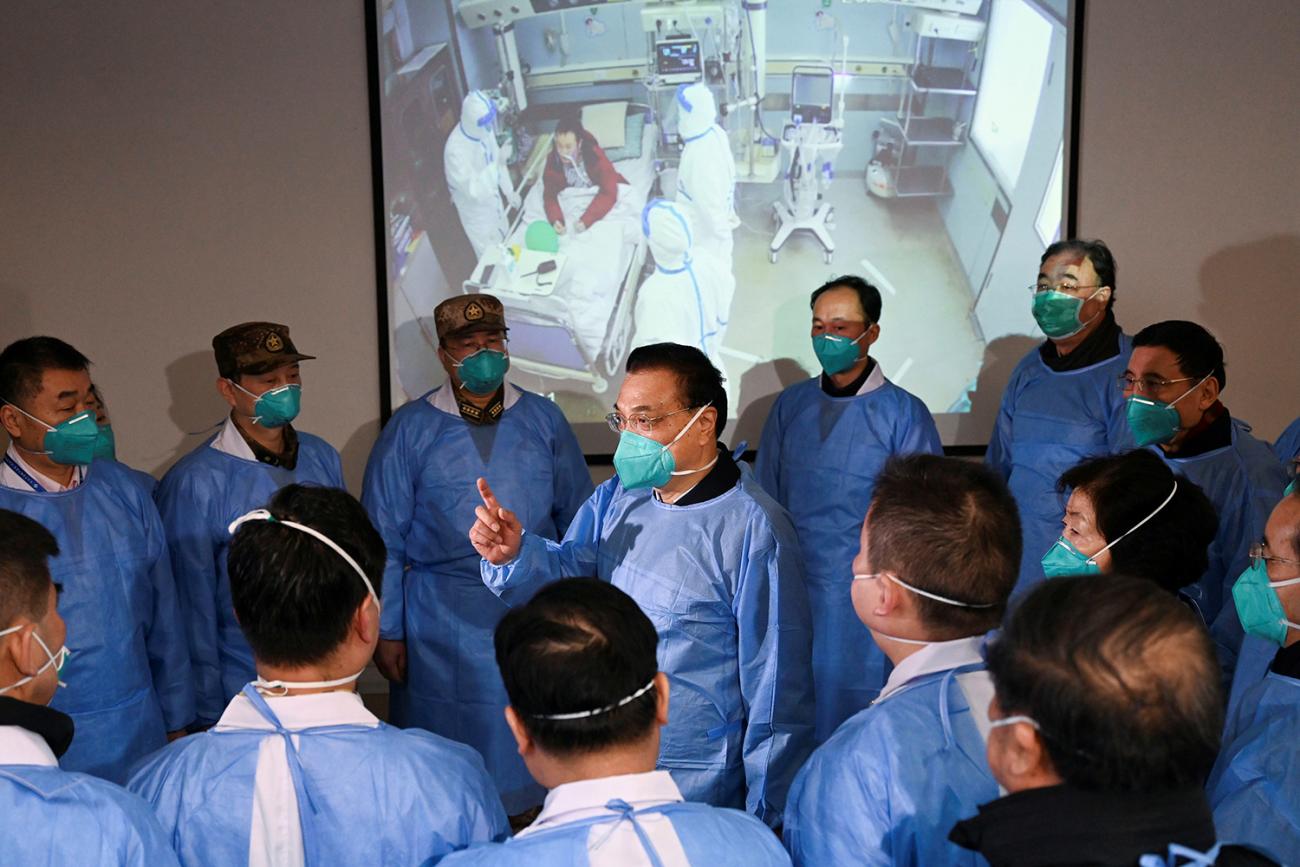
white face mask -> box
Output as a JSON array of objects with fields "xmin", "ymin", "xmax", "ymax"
[
  {"xmin": 852, "ymin": 572, "xmax": 997, "ymax": 645},
  {"xmin": 228, "ymin": 509, "xmax": 381, "ymax": 695},
  {"xmin": 0, "ymin": 624, "xmax": 70, "ymax": 695}
]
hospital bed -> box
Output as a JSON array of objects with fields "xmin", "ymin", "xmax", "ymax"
[{"xmin": 465, "ymin": 103, "xmax": 659, "ymax": 394}]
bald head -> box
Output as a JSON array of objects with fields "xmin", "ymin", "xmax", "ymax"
[{"xmin": 987, "ymin": 574, "xmax": 1222, "ymax": 793}]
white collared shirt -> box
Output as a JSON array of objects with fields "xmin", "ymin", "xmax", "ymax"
[
  {"xmin": 209, "ymin": 416, "xmax": 258, "ymax": 461},
  {"xmin": 521, "ymin": 770, "xmax": 692, "ymax": 866},
  {"xmin": 426, "ymin": 380, "xmax": 522, "ymax": 416},
  {"xmin": 0, "ymin": 724, "xmax": 59, "ymax": 767},
  {"xmin": 876, "ymin": 634, "xmax": 995, "ymax": 743},
  {"xmin": 0, "ymin": 445, "xmax": 83, "ymax": 492},
  {"xmin": 214, "ymin": 690, "xmax": 379, "ymax": 867}
]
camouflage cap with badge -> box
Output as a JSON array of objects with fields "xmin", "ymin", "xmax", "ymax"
[
  {"xmin": 434, "ymin": 294, "xmax": 508, "ymax": 343},
  {"xmin": 212, "ymin": 322, "xmax": 316, "ymax": 379}
]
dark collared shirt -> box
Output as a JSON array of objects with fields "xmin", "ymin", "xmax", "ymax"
[
  {"xmin": 1040, "ymin": 309, "xmax": 1123, "ymax": 372},
  {"xmin": 673, "ymin": 443, "xmax": 742, "ymax": 507},
  {"xmin": 819, "ymin": 358, "xmax": 877, "ymax": 398},
  {"xmin": 232, "ymin": 417, "xmax": 300, "ymax": 470}
]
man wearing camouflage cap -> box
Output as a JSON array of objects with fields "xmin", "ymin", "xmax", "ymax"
[
  {"xmin": 155, "ymin": 322, "xmax": 345, "ymax": 728},
  {"xmin": 362, "ymin": 293, "xmax": 591, "ymax": 817}
]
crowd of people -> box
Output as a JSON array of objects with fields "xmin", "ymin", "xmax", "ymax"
[{"xmin": 1, "ymin": 238, "xmax": 1298, "ymax": 865}]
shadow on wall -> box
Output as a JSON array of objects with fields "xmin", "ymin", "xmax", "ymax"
[
  {"xmin": 154, "ymin": 350, "xmax": 225, "ymax": 477},
  {"xmin": 731, "ymin": 357, "xmax": 814, "ymax": 452},
  {"xmin": 340, "ymin": 417, "xmax": 383, "ymax": 495},
  {"xmin": 0, "ymin": 286, "xmax": 34, "ymax": 451},
  {"xmin": 951, "ymin": 335, "xmax": 1039, "ymax": 447},
  {"xmin": 1196, "ymin": 234, "xmax": 1300, "ymax": 439}
]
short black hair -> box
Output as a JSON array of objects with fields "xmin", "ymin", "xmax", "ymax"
[
  {"xmin": 626, "ymin": 342, "xmax": 727, "ymax": 437},
  {"xmin": 1132, "ymin": 320, "xmax": 1227, "ymax": 391},
  {"xmin": 987, "ymin": 573, "xmax": 1222, "ymax": 793},
  {"xmin": 866, "ymin": 455, "xmax": 1021, "ymax": 637},
  {"xmin": 0, "ymin": 509, "xmax": 59, "ymax": 627},
  {"xmin": 495, "ymin": 578, "xmax": 659, "ymax": 756},
  {"xmin": 228, "ymin": 485, "xmax": 385, "ymax": 667},
  {"xmin": 1041, "ymin": 239, "xmax": 1117, "ymax": 310},
  {"xmin": 0, "ymin": 337, "xmax": 91, "ymax": 408},
  {"xmin": 556, "ymin": 109, "xmax": 586, "ymax": 141},
  {"xmin": 1059, "ymin": 450, "xmax": 1219, "ymax": 594},
  {"xmin": 810, "ymin": 275, "xmax": 883, "ymax": 324}
]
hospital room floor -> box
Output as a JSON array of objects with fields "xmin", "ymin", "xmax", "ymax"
[{"xmin": 721, "ymin": 175, "xmax": 986, "ymax": 444}]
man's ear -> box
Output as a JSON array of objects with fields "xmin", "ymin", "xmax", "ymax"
[
  {"xmin": 504, "ymin": 706, "xmax": 533, "ymax": 757},
  {"xmin": 698, "ymin": 406, "xmax": 718, "ymax": 440},
  {"xmin": 1005, "ymin": 722, "xmax": 1054, "ymax": 783},
  {"xmin": 874, "ymin": 574, "xmax": 905, "ymax": 618},
  {"xmin": 1197, "ymin": 375, "xmax": 1221, "ymax": 410},
  {"xmin": 353, "ymin": 598, "xmax": 379, "ymax": 646},
  {"xmin": 3, "ymin": 625, "xmax": 39, "ymax": 678},
  {"xmin": 653, "ymin": 671, "xmax": 670, "ymax": 726},
  {"xmin": 0, "ymin": 404, "xmax": 23, "ymax": 440},
  {"xmin": 215, "ymin": 377, "xmax": 238, "ymax": 409}
]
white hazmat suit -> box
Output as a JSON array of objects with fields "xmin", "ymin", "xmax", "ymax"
[
  {"xmin": 675, "ymin": 83, "xmax": 738, "ymax": 321},
  {"xmin": 444, "ymin": 91, "xmax": 519, "ymax": 258}
]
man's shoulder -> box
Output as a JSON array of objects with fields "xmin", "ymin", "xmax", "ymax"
[{"xmin": 4, "ymin": 764, "xmax": 162, "ymax": 835}]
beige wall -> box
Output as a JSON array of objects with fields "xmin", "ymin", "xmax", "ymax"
[
  {"xmin": 1076, "ymin": 0, "xmax": 1300, "ymax": 440},
  {"xmin": 2, "ymin": 1, "xmax": 1297, "ymax": 493}
]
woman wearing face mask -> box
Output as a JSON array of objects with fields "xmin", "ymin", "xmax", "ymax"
[
  {"xmin": 541, "ymin": 110, "xmax": 626, "ymax": 236},
  {"xmin": 1043, "ymin": 450, "xmax": 1219, "ymax": 615}
]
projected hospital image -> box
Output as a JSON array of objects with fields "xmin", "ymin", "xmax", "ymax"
[{"xmin": 375, "ymin": 0, "xmax": 1074, "ymax": 448}]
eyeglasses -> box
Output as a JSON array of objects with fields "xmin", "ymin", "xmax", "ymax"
[
  {"xmin": 605, "ymin": 406, "xmax": 697, "ymax": 435},
  {"xmin": 1028, "ymin": 281, "xmax": 1102, "ymax": 297},
  {"xmin": 1249, "ymin": 542, "xmax": 1300, "ymax": 569},
  {"xmin": 1116, "ymin": 373, "xmax": 1198, "ymax": 395}
]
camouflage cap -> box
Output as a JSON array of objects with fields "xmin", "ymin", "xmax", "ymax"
[
  {"xmin": 434, "ymin": 294, "xmax": 508, "ymax": 341},
  {"xmin": 212, "ymin": 322, "xmax": 315, "ymax": 378}
]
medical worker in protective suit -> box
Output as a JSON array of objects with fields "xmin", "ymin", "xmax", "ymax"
[
  {"xmin": 470, "ymin": 342, "xmax": 816, "ymax": 828},
  {"xmin": 446, "ymin": 90, "xmax": 520, "ymax": 258},
  {"xmin": 0, "ymin": 509, "xmax": 179, "ymax": 866},
  {"xmin": 1122, "ymin": 321, "xmax": 1286, "ymax": 687},
  {"xmin": 128, "ymin": 485, "xmax": 509, "ymax": 865},
  {"xmin": 633, "ymin": 199, "xmax": 730, "ymax": 375},
  {"xmin": 1208, "ymin": 487, "xmax": 1300, "ymax": 865},
  {"xmin": 756, "ymin": 276, "xmax": 941, "ymax": 740},
  {"xmin": 0, "ymin": 337, "xmax": 192, "ymax": 783},
  {"xmin": 363, "ymin": 293, "xmax": 591, "ymax": 816},
  {"xmin": 986, "ymin": 239, "xmax": 1132, "ymax": 594},
  {"xmin": 156, "ymin": 322, "xmax": 345, "ymax": 728},
  {"xmin": 783, "ymin": 455, "xmax": 1018, "ymax": 866},
  {"xmin": 442, "ymin": 578, "xmax": 791, "ymax": 867},
  {"xmin": 674, "ymin": 82, "xmax": 738, "ymax": 329}
]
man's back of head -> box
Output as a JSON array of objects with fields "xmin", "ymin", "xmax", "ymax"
[
  {"xmin": 856, "ymin": 454, "xmax": 1021, "ymax": 641},
  {"xmin": 0, "ymin": 508, "xmax": 65, "ymax": 708},
  {"xmin": 228, "ymin": 484, "xmax": 385, "ymax": 671},
  {"xmin": 987, "ymin": 573, "xmax": 1222, "ymax": 794},
  {"xmin": 494, "ymin": 577, "xmax": 665, "ymax": 782}
]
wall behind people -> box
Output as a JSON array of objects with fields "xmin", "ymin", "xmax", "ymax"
[
  {"xmin": 1075, "ymin": 0, "xmax": 1300, "ymax": 440},
  {"xmin": 0, "ymin": 1, "xmax": 379, "ymax": 490},
  {"xmin": 1, "ymin": 1, "xmax": 1296, "ymax": 491}
]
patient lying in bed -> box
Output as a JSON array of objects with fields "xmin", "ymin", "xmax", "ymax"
[{"xmin": 542, "ymin": 110, "xmax": 627, "ymax": 235}]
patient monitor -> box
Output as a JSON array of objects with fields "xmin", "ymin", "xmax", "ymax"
[{"xmin": 655, "ymin": 38, "xmax": 703, "ymax": 84}]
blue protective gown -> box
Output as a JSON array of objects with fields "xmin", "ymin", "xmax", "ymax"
[
  {"xmin": 1275, "ymin": 415, "xmax": 1300, "ymax": 470},
  {"xmin": 985, "ymin": 336, "xmax": 1133, "ymax": 594},
  {"xmin": 1207, "ymin": 670, "xmax": 1300, "ymax": 864},
  {"xmin": 155, "ymin": 430, "xmax": 345, "ymax": 726},
  {"xmin": 755, "ymin": 372, "xmax": 942, "ymax": 740},
  {"xmin": 0, "ymin": 461, "xmax": 193, "ymax": 783},
  {"xmin": 480, "ymin": 471, "xmax": 816, "ymax": 827},
  {"xmin": 1153, "ymin": 419, "xmax": 1287, "ymax": 672},
  {"xmin": 783, "ymin": 664, "xmax": 997, "ymax": 866},
  {"xmin": 441, "ymin": 801, "xmax": 791, "ymax": 866},
  {"xmin": 127, "ymin": 687, "xmax": 510, "ymax": 866},
  {"xmin": 1, "ymin": 763, "xmax": 180, "ymax": 866},
  {"xmin": 362, "ymin": 385, "xmax": 592, "ymax": 813}
]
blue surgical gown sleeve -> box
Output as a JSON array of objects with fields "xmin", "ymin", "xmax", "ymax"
[
  {"xmin": 754, "ymin": 391, "xmax": 787, "ymax": 501},
  {"xmin": 894, "ymin": 397, "xmax": 943, "ymax": 456},
  {"xmin": 480, "ymin": 481, "xmax": 615, "ymax": 607},
  {"xmin": 361, "ymin": 418, "xmax": 417, "ymax": 640},
  {"xmin": 547, "ymin": 405, "xmax": 595, "ymax": 535},
  {"xmin": 984, "ymin": 368, "xmax": 1019, "ymax": 481},
  {"xmin": 140, "ymin": 497, "xmax": 195, "ymax": 732},
  {"xmin": 155, "ymin": 470, "xmax": 227, "ymax": 724},
  {"xmin": 736, "ymin": 537, "xmax": 816, "ymax": 825},
  {"xmin": 784, "ymin": 744, "xmax": 892, "ymax": 867}
]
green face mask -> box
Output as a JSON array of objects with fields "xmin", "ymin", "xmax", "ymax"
[
  {"xmin": 455, "ymin": 349, "xmax": 510, "ymax": 395},
  {"xmin": 1232, "ymin": 559, "xmax": 1300, "ymax": 646},
  {"xmin": 1031, "ymin": 287, "xmax": 1104, "ymax": 339},
  {"xmin": 93, "ymin": 424, "xmax": 116, "ymax": 461},
  {"xmin": 1125, "ymin": 374, "xmax": 1210, "ymax": 447},
  {"xmin": 812, "ymin": 333, "xmax": 865, "ymax": 376},
  {"xmin": 5, "ymin": 403, "xmax": 99, "ymax": 466}
]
